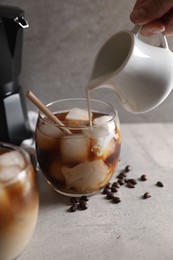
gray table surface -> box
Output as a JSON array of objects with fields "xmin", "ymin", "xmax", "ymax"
[{"xmin": 20, "ymin": 123, "xmax": 173, "ymax": 260}]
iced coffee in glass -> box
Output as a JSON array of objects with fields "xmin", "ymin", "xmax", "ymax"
[
  {"xmin": 35, "ymin": 98, "xmax": 121, "ymax": 196},
  {"xmin": 0, "ymin": 142, "xmax": 39, "ymax": 260}
]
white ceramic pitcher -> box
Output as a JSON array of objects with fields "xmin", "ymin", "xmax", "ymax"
[{"xmin": 87, "ymin": 25, "xmax": 173, "ymax": 113}]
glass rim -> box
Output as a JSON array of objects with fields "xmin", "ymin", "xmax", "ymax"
[
  {"xmin": 39, "ymin": 97, "xmax": 119, "ymax": 130},
  {"xmin": 0, "ymin": 142, "xmax": 31, "ymax": 187}
]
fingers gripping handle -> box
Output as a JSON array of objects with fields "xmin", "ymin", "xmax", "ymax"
[{"xmin": 131, "ymin": 25, "xmax": 169, "ymax": 49}]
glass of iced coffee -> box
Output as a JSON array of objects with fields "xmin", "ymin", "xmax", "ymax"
[
  {"xmin": 0, "ymin": 142, "xmax": 39, "ymax": 260},
  {"xmin": 35, "ymin": 98, "xmax": 121, "ymax": 196}
]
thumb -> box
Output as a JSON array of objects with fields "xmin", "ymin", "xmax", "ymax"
[{"xmin": 130, "ymin": 0, "xmax": 173, "ymax": 24}]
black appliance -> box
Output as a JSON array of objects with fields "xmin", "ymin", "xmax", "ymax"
[{"xmin": 0, "ymin": 5, "xmax": 31, "ymax": 145}]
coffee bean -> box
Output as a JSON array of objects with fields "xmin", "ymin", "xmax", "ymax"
[
  {"xmin": 106, "ymin": 191, "xmax": 114, "ymax": 200},
  {"xmin": 69, "ymin": 203, "xmax": 78, "ymax": 212},
  {"xmin": 143, "ymin": 192, "xmax": 151, "ymax": 199},
  {"xmin": 127, "ymin": 179, "xmax": 137, "ymax": 185},
  {"xmin": 80, "ymin": 196, "xmax": 88, "ymax": 202},
  {"xmin": 112, "ymin": 182, "xmax": 120, "ymax": 189},
  {"xmin": 118, "ymin": 179, "xmax": 125, "ymax": 185},
  {"xmin": 78, "ymin": 200, "xmax": 88, "ymax": 210},
  {"xmin": 156, "ymin": 181, "xmax": 164, "ymax": 187},
  {"xmin": 117, "ymin": 174, "xmax": 124, "ymax": 180},
  {"xmin": 105, "ymin": 182, "xmax": 112, "ymax": 189},
  {"xmin": 117, "ymin": 172, "xmax": 127, "ymax": 179},
  {"xmin": 126, "ymin": 182, "xmax": 135, "ymax": 188},
  {"xmin": 70, "ymin": 197, "xmax": 78, "ymax": 204},
  {"xmin": 111, "ymin": 186, "xmax": 118, "ymax": 193},
  {"xmin": 102, "ymin": 187, "xmax": 111, "ymax": 194},
  {"xmin": 125, "ymin": 165, "xmax": 132, "ymax": 172},
  {"xmin": 121, "ymin": 171, "xmax": 127, "ymax": 177},
  {"xmin": 140, "ymin": 174, "xmax": 147, "ymax": 181},
  {"xmin": 112, "ymin": 196, "xmax": 121, "ymax": 204}
]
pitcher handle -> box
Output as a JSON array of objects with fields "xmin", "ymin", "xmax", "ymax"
[{"xmin": 131, "ymin": 25, "xmax": 169, "ymax": 49}]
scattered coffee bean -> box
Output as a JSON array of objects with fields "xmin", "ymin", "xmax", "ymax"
[
  {"xmin": 143, "ymin": 192, "xmax": 151, "ymax": 199},
  {"xmin": 117, "ymin": 172, "xmax": 127, "ymax": 179},
  {"xmin": 80, "ymin": 196, "xmax": 88, "ymax": 202},
  {"xmin": 126, "ymin": 179, "xmax": 137, "ymax": 185},
  {"xmin": 69, "ymin": 196, "xmax": 89, "ymax": 212},
  {"xmin": 105, "ymin": 182, "xmax": 112, "ymax": 189},
  {"xmin": 102, "ymin": 187, "xmax": 111, "ymax": 194},
  {"xmin": 78, "ymin": 200, "xmax": 88, "ymax": 210},
  {"xmin": 70, "ymin": 197, "xmax": 78, "ymax": 204},
  {"xmin": 112, "ymin": 182, "xmax": 120, "ymax": 189},
  {"xmin": 111, "ymin": 186, "xmax": 118, "ymax": 193},
  {"xmin": 117, "ymin": 174, "xmax": 124, "ymax": 180},
  {"xmin": 140, "ymin": 174, "xmax": 147, "ymax": 181},
  {"xmin": 106, "ymin": 191, "xmax": 114, "ymax": 200},
  {"xmin": 121, "ymin": 171, "xmax": 127, "ymax": 177},
  {"xmin": 69, "ymin": 203, "xmax": 78, "ymax": 212},
  {"xmin": 156, "ymin": 181, "xmax": 164, "ymax": 187},
  {"xmin": 125, "ymin": 165, "xmax": 132, "ymax": 172},
  {"xmin": 118, "ymin": 179, "xmax": 125, "ymax": 185},
  {"xmin": 68, "ymin": 163, "xmax": 164, "ymax": 213},
  {"xmin": 112, "ymin": 196, "xmax": 121, "ymax": 204},
  {"xmin": 126, "ymin": 182, "xmax": 135, "ymax": 188}
]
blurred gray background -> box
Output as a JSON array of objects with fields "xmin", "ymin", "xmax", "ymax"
[{"xmin": 1, "ymin": 0, "xmax": 173, "ymax": 122}]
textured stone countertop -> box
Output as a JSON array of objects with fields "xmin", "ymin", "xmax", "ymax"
[{"xmin": 20, "ymin": 123, "xmax": 173, "ymax": 260}]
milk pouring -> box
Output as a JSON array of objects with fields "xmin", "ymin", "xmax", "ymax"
[{"xmin": 86, "ymin": 25, "xmax": 173, "ymax": 115}]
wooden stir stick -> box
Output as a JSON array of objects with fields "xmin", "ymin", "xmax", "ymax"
[{"xmin": 26, "ymin": 90, "xmax": 71, "ymax": 135}]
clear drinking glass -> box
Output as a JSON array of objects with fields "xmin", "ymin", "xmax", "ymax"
[
  {"xmin": 0, "ymin": 142, "xmax": 39, "ymax": 260},
  {"xmin": 35, "ymin": 98, "xmax": 121, "ymax": 197}
]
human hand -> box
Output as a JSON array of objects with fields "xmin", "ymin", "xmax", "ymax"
[{"xmin": 130, "ymin": 0, "xmax": 173, "ymax": 36}]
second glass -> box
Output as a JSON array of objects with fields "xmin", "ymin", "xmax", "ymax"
[
  {"xmin": 35, "ymin": 98, "xmax": 121, "ymax": 197},
  {"xmin": 0, "ymin": 142, "xmax": 39, "ymax": 260}
]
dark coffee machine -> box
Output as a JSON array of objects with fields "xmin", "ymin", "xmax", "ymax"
[{"xmin": 0, "ymin": 5, "xmax": 31, "ymax": 145}]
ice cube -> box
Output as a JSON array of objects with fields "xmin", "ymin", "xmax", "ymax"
[
  {"xmin": 0, "ymin": 151, "xmax": 25, "ymax": 169},
  {"xmin": 66, "ymin": 107, "xmax": 91, "ymax": 126},
  {"xmin": 93, "ymin": 115, "xmax": 115, "ymax": 134},
  {"xmin": 91, "ymin": 134, "xmax": 115, "ymax": 156},
  {"xmin": 62, "ymin": 160, "xmax": 109, "ymax": 193},
  {"xmin": 39, "ymin": 123, "xmax": 63, "ymax": 137},
  {"xmin": 49, "ymin": 160, "xmax": 65, "ymax": 182},
  {"xmin": 36, "ymin": 123, "xmax": 63, "ymax": 150},
  {"xmin": 102, "ymin": 137, "xmax": 117, "ymax": 161},
  {"xmin": 93, "ymin": 115, "xmax": 112, "ymax": 125},
  {"xmin": 0, "ymin": 165, "xmax": 21, "ymax": 182},
  {"xmin": 60, "ymin": 135, "xmax": 90, "ymax": 163},
  {"xmin": 83, "ymin": 115, "xmax": 115, "ymax": 139}
]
